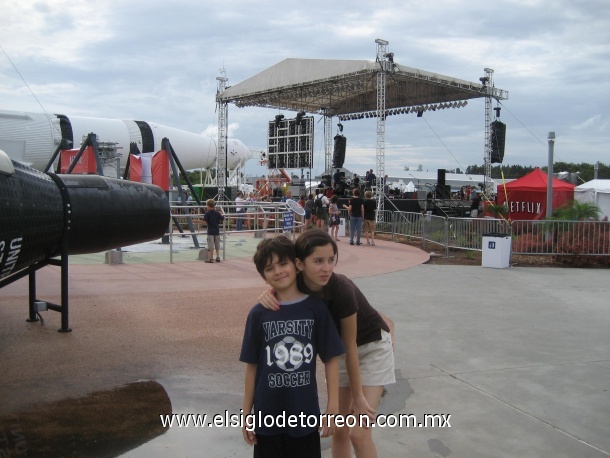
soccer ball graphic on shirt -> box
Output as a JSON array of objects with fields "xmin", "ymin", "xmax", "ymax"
[{"xmin": 271, "ymin": 336, "xmax": 313, "ymax": 372}]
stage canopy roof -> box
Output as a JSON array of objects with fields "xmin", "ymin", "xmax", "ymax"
[{"xmin": 217, "ymin": 58, "xmax": 508, "ymax": 116}]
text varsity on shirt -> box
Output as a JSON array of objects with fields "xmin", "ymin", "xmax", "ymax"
[{"xmin": 240, "ymin": 295, "xmax": 344, "ymax": 437}]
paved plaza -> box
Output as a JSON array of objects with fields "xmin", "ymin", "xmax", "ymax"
[{"xmin": 1, "ymin": 233, "xmax": 608, "ymax": 457}]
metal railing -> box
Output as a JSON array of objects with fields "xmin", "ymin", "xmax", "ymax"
[
  {"xmin": 368, "ymin": 211, "xmax": 609, "ymax": 259},
  {"xmin": 167, "ymin": 200, "xmax": 305, "ymax": 262},
  {"xmin": 168, "ymin": 201, "xmax": 609, "ymax": 262},
  {"xmin": 511, "ymin": 220, "xmax": 610, "ymax": 257}
]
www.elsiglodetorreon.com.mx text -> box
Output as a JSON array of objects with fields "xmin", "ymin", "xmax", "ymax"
[{"xmin": 160, "ymin": 411, "xmax": 451, "ymax": 429}]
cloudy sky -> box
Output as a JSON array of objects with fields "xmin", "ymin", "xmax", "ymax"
[{"xmin": 1, "ymin": 0, "xmax": 608, "ymax": 178}]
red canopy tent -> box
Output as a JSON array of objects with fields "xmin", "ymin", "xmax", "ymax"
[{"xmin": 497, "ymin": 169, "xmax": 575, "ymax": 220}]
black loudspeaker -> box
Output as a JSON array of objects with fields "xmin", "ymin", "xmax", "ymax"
[
  {"xmin": 333, "ymin": 135, "xmax": 347, "ymax": 169},
  {"xmin": 435, "ymin": 184, "xmax": 451, "ymax": 199},
  {"xmin": 490, "ymin": 121, "xmax": 506, "ymax": 163},
  {"xmin": 437, "ymin": 169, "xmax": 446, "ymax": 187}
]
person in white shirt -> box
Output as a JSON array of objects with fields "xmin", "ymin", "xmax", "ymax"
[{"xmin": 235, "ymin": 191, "xmax": 246, "ymax": 231}]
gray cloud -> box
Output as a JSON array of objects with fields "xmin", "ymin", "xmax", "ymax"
[{"xmin": 1, "ymin": 0, "xmax": 608, "ymax": 177}]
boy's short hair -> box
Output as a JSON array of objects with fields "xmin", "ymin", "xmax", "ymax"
[
  {"xmin": 253, "ymin": 236, "xmax": 296, "ymax": 277},
  {"xmin": 206, "ymin": 199, "xmax": 216, "ymax": 208},
  {"xmin": 365, "ymin": 190, "xmax": 373, "ymax": 198},
  {"xmin": 353, "ymin": 188, "xmax": 361, "ymax": 197}
]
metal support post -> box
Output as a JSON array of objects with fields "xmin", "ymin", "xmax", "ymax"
[
  {"xmin": 375, "ymin": 38, "xmax": 390, "ymax": 221},
  {"xmin": 216, "ymin": 69, "xmax": 229, "ymax": 199},
  {"xmin": 483, "ymin": 68, "xmax": 494, "ymax": 196},
  {"xmin": 325, "ymin": 113, "xmax": 332, "ymax": 175},
  {"xmin": 546, "ymin": 132, "xmax": 555, "ymax": 219}
]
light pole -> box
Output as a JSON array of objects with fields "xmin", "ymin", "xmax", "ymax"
[{"xmin": 546, "ymin": 132, "xmax": 555, "ymax": 219}]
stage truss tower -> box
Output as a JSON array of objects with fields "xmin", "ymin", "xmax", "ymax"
[
  {"xmin": 324, "ymin": 110, "xmax": 332, "ymax": 175},
  {"xmin": 374, "ymin": 38, "xmax": 392, "ymax": 220},
  {"xmin": 216, "ymin": 69, "xmax": 229, "ymax": 199},
  {"xmin": 482, "ymin": 67, "xmax": 494, "ymax": 196}
]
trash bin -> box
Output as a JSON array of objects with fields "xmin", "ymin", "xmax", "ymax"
[{"xmin": 482, "ymin": 233, "xmax": 511, "ymax": 268}]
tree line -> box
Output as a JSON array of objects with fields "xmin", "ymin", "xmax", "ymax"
[{"xmin": 465, "ymin": 162, "xmax": 610, "ymax": 183}]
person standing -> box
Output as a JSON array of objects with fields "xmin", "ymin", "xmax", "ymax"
[
  {"xmin": 297, "ymin": 194, "xmax": 307, "ymax": 233},
  {"xmin": 470, "ymin": 190, "xmax": 481, "ymax": 218},
  {"xmin": 315, "ymin": 189, "xmax": 330, "ymax": 230},
  {"xmin": 332, "ymin": 168, "xmax": 342, "ymax": 188},
  {"xmin": 203, "ymin": 199, "xmax": 224, "ymax": 263},
  {"xmin": 363, "ymin": 190, "xmax": 377, "ymax": 246},
  {"xmin": 365, "ymin": 169, "xmax": 376, "ymax": 190},
  {"xmin": 344, "ymin": 188, "xmax": 364, "ymax": 246},
  {"xmin": 241, "ymin": 236, "xmax": 344, "ymax": 457},
  {"xmin": 235, "ymin": 191, "xmax": 246, "ymax": 231},
  {"xmin": 304, "ymin": 193, "xmax": 315, "ymax": 230},
  {"xmin": 329, "ymin": 194, "xmax": 341, "ymax": 242},
  {"xmin": 245, "ymin": 191, "xmax": 256, "ymax": 230}
]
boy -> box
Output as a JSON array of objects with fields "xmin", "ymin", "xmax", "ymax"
[
  {"xmin": 363, "ymin": 190, "xmax": 377, "ymax": 245},
  {"xmin": 240, "ymin": 236, "xmax": 344, "ymax": 457},
  {"xmin": 203, "ymin": 198, "xmax": 224, "ymax": 263}
]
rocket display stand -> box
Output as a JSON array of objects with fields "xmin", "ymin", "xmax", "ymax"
[
  {"xmin": 2, "ymin": 135, "xmax": 103, "ymax": 333},
  {"xmin": 125, "ymin": 138, "xmax": 202, "ymax": 247}
]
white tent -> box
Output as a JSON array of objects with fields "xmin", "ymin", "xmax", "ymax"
[{"xmin": 575, "ymin": 179, "xmax": 610, "ymax": 218}]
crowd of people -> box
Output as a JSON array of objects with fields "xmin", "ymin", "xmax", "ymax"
[
  {"xmin": 228, "ymin": 177, "xmax": 381, "ymax": 243},
  {"xmin": 177, "ymin": 173, "xmax": 485, "ymax": 252}
]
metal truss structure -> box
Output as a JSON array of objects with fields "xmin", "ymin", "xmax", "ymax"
[
  {"xmin": 375, "ymin": 39, "xmax": 390, "ymax": 218},
  {"xmin": 482, "ymin": 68, "xmax": 495, "ymax": 196},
  {"xmin": 324, "ymin": 111, "xmax": 332, "ymax": 176},
  {"xmin": 216, "ymin": 40, "xmax": 509, "ymax": 203},
  {"xmin": 216, "ymin": 69, "xmax": 229, "ymax": 199}
]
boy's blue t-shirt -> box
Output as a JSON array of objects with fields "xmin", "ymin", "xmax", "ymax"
[{"xmin": 239, "ymin": 295, "xmax": 345, "ymax": 437}]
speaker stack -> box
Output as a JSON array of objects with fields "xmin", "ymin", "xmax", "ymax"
[
  {"xmin": 490, "ymin": 120, "xmax": 506, "ymax": 163},
  {"xmin": 333, "ymin": 135, "xmax": 346, "ymax": 169},
  {"xmin": 436, "ymin": 169, "xmax": 451, "ymax": 199}
]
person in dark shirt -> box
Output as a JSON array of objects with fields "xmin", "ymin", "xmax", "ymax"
[
  {"xmin": 203, "ymin": 199, "xmax": 224, "ymax": 263},
  {"xmin": 365, "ymin": 169, "xmax": 376, "ymax": 189},
  {"xmin": 471, "ymin": 190, "xmax": 482, "ymax": 217},
  {"xmin": 240, "ymin": 236, "xmax": 344, "ymax": 457},
  {"xmin": 362, "ymin": 190, "xmax": 377, "ymax": 246},
  {"xmin": 332, "ymin": 168, "xmax": 342, "ymax": 187},
  {"xmin": 343, "ymin": 188, "xmax": 364, "ymax": 245}
]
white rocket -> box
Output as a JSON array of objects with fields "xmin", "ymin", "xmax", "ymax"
[{"xmin": 0, "ymin": 109, "xmax": 252, "ymax": 176}]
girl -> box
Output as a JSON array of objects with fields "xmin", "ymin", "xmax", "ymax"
[
  {"xmin": 329, "ymin": 194, "xmax": 341, "ymax": 241},
  {"xmin": 258, "ymin": 229, "xmax": 395, "ymax": 458}
]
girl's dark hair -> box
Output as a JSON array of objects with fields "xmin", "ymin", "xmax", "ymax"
[
  {"xmin": 331, "ymin": 194, "xmax": 339, "ymax": 203},
  {"xmin": 253, "ymin": 235, "xmax": 296, "ymax": 277},
  {"xmin": 295, "ymin": 229, "xmax": 338, "ymax": 262}
]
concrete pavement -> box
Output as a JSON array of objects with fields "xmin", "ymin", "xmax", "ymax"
[{"xmin": 0, "ymin": 232, "xmax": 608, "ymax": 457}]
